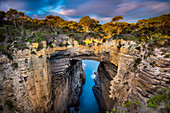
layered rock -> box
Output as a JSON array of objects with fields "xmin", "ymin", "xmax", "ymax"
[
  {"xmin": 0, "ymin": 39, "xmax": 169, "ymax": 113},
  {"xmin": 93, "ymin": 62, "xmax": 117, "ymax": 112},
  {"xmin": 50, "ymin": 54, "xmax": 85, "ymax": 113},
  {"xmin": 0, "ymin": 46, "xmax": 85, "ymax": 113}
]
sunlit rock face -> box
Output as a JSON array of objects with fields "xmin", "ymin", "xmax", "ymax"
[
  {"xmin": 0, "ymin": 49, "xmax": 52, "ymax": 113},
  {"xmin": 0, "ymin": 39, "xmax": 169, "ymax": 113}
]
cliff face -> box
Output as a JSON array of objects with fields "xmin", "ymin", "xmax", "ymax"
[
  {"xmin": 0, "ymin": 39, "xmax": 169, "ymax": 113},
  {"xmin": 50, "ymin": 57, "xmax": 85, "ymax": 113},
  {"xmin": 0, "ymin": 48, "xmax": 85, "ymax": 113},
  {"xmin": 93, "ymin": 62, "xmax": 117, "ymax": 112},
  {"xmin": 93, "ymin": 42, "xmax": 169, "ymax": 112},
  {"xmin": 0, "ymin": 49, "xmax": 52, "ymax": 113}
]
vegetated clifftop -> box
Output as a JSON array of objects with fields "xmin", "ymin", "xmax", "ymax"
[{"xmin": 0, "ymin": 38, "xmax": 169, "ymax": 113}]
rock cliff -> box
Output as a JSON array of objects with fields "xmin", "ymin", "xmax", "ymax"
[
  {"xmin": 93, "ymin": 62, "xmax": 117, "ymax": 112},
  {"xmin": 0, "ymin": 39, "xmax": 169, "ymax": 113},
  {"xmin": 0, "ymin": 47, "xmax": 85, "ymax": 113}
]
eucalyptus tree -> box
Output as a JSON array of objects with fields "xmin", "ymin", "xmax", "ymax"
[
  {"xmin": 111, "ymin": 16, "xmax": 124, "ymax": 23},
  {"xmin": 79, "ymin": 16, "xmax": 99, "ymax": 32},
  {"xmin": 102, "ymin": 22, "xmax": 116, "ymax": 37},
  {"xmin": 45, "ymin": 15, "xmax": 64, "ymax": 32}
]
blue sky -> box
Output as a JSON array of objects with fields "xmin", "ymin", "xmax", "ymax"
[{"xmin": 0, "ymin": 0, "xmax": 169, "ymax": 23}]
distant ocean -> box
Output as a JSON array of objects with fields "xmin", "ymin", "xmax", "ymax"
[{"xmin": 79, "ymin": 60, "xmax": 100, "ymax": 113}]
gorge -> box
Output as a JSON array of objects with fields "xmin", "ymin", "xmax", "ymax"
[{"xmin": 0, "ymin": 38, "xmax": 169, "ymax": 113}]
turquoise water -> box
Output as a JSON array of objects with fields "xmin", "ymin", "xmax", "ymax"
[{"xmin": 79, "ymin": 60, "xmax": 100, "ymax": 113}]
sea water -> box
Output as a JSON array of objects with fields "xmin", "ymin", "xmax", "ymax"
[{"xmin": 79, "ymin": 60, "xmax": 100, "ymax": 113}]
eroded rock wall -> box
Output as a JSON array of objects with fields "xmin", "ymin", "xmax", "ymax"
[
  {"xmin": 50, "ymin": 57, "xmax": 85, "ymax": 113},
  {"xmin": 0, "ymin": 49, "xmax": 85, "ymax": 113},
  {"xmin": 0, "ymin": 49, "xmax": 52, "ymax": 113},
  {"xmin": 93, "ymin": 62, "xmax": 118, "ymax": 112}
]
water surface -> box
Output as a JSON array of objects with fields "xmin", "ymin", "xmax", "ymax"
[{"xmin": 79, "ymin": 60, "xmax": 100, "ymax": 113}]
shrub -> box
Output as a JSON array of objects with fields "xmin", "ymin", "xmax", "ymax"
[
  {"xmin": 134, "ymin": 58, "xmax": 142, "ymax": 68},
  {"xmin": 65, "ymin": 42, "xmax": 69, "ymax": 47},
  {"xmin": 36, "ymin": 43, "xmax": 43, "ymax": 51},
  {"xmin": 117, "ymin": 41, "xmax": 122, "ymax": 49},
  {"xmin": 147, "ymin": 87, "xmax": 170, "ymax": 110},
  {"xmin": 80, "ymin": 42, "xmax": 85, "ymax": 45},
  {"xmin": 8, "ymin": 55, "xmax": 13, "ymax": 61},
  {"xmin": 97, "ymin": 43, "xmax": 101, "ymax": 46},
  {"xmin": 39, "ymin": 55, "xmax": 43, "ymax": 58},
  {"xmin": 103, "ymin": 39, "xmax": 106, "ymax": 43},
  {"xmin": 125, "ymin": 101, "xmax": 132, "ymax": 107},
  {"xmin": 164, "ymin": 54, "xmax": 170, "ymax": 58},
  {"xmin": 50, "ymin": 44, "xmax": 53, "ymax": 48},
  {"xmin": 25, "ymin": 58, "xmax": 28, "ymax": 63},
  {"xmin": 12, "ymin": 62, "xmax": 18, "ymax": 68},
  {"xmin": 31, "ymin": 51, "xmax": 36, "ymax": 55},
  {"xmin": 135, "ymin": 46, "xmax": 141, "ymax": 51},
  {"xmin": 19, "ymin": 80, "xmax": 23, "ymax": 83},
  {"xmin": 59, "ymin": 42, "xmax": 63, "ymax": 47},
  {"xmin": 5, "ymin": 100, "xmax": 14, "ymax": 110}
]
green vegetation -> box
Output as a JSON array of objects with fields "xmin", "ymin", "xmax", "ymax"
[
  {"xmin": 19, "ymin": 80, "xmax": 23, "ymax": 83},
  {"xmin": 5, "ymin": 100, "xmax": 14, "ymax": 110},
  {"xmin": 25, "ymin": 58, "xmax": 28, "ymax": 63},
  {"xmin": 106, "ymin": 108, "xmax": 117, "ymax": 113},
  {"xmin": 125, "ymin": 101, "xmax": 132, "ymax": 107},
  {"xmin": 134, "ymin": 58, "xmax": 142, "ymax": 68},
  {"xmin": 39, "ymin": 55, "xmax": 43, "ymax": 58},
  {"xmin": 0, "ymin": 8, "xmax": 169, "ymax": 61},
  {"xmin": 135, "ymin": 46, "xmax": 141, "ymax": 51},
  {"xmin": 59, "ymin": 42, "xmax": 63, "ymax": 47},
  {"xmin": 36, "ymin": 43, "xmax": 44, "ymax": 51},
  {"xmin": 65, "ymin": 42, "xmax": 69, "ymax": 47},
  {"xmin": 147, "ymin": 87, "xmax": 170, "ymax": 110},
  {"xmin": 164, "ymin": 54, "xmax": 170, "ymax": 58},
  {"xmin": 31, "ymin": 51, "xmax": 36, "ymax": 55},
  {"xmin": 107, "ymin": 101, "xmax": 141, "ymax": 113},
  {"xmin": 117, "ymin": 41, "xmax": 122, "ymax": 49},
  {"xmin": 103, "ymin": 39, "xmax": 106, "ymax": 43},
  {"xmin": 12, "ymin": 62, "xmax": 18, "ymax": 68}
]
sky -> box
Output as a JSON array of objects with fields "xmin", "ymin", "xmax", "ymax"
[{"xmin": 0, "ymin": 0, "xmax": 169, "ymax": 23}]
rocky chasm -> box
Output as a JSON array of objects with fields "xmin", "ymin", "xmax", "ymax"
[{"xmin": 0, "ymin": 39, "xmax": 169, "ymax": 113}]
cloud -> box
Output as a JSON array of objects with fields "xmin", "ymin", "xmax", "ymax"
[
  {"xmin": 0, "ymin": 0, "xmax": 169, "ymax": 23},
  {"xmin": 58, "ymin": 9, "xmax": 75, "ymax": 16}
]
